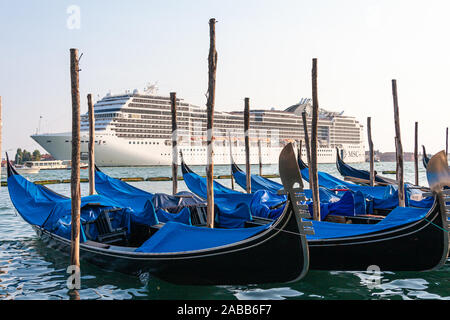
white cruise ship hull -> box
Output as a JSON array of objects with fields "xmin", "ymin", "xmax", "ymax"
[{"xmin": 31, "ymin": 133, "xmax": 365, "ymax": 166}]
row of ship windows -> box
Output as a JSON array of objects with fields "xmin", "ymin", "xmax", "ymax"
[
  {"xmin": 50, "ymin": 140, "xmax": 107, "ymax": 144},
  {"xmin": 129, "ymin": 141, "xmax": 162, "ymax": 145},
  {"xmin": 121, "ymin": 109, "xmax": 349, "ymax": 127},
  {"xmin": 131, "ymin": 99, "xmax": 190, "ymax": 107},
  {"xmin": 108, "ymin": 114, "xmax": 357, "ymax": 131}
]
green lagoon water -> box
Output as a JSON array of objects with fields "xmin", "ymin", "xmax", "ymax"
[{"xmin": 0, "ymin": 161, "xmax": 449, "ymax": 300}]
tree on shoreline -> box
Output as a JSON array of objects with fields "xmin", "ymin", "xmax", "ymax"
[{"xmin": 14, "ymin": 148, "xmax": 42, "ymax": 164}]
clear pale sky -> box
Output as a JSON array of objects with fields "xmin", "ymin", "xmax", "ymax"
[{"xmin": 0, "ymin": 0, "xmax": 449, "ymax": 156}]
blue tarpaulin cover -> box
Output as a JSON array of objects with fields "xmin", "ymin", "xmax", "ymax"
[
  {"xmin": 336, "ymin": 154, "xmax": 392, "ymax": 184},
  {"xmin": 95, "ymin": 170, "xmax": 204, "ymax": 212},
  {"xmin": 135, "ymin": 221, "xmax": 272, "ymax": 253},
  {"xmin": 307, "ymin": 205, "xmax": 430, "ymax": 240},
  {"xmin": 232, "ymin": 166, "xmax": 367, "ymax": 216},
  {"xmin": 95, "ymin": 170, "xmax": 153, "ymax": 212},
  {"xmin": 95, "ymin": 170, "xmax": 207, "ymax": 225},
  {"xmin": 7, "ymin": 173, "xmax": 137, "ymax": 242},
  {"xmin": 135, "ymin": 200, "xmax": 433, "ymax": 253},
  {"xmin": 183, "ymin": 167, "xmax": 358, "ymax": 220},
  {"xmin": 233, "ymin": 168, "xmax": 282, "ymax": 194},
  {"xmin": 300, "ymin": 168, "xmax": 433, "ymax": 211},
  {"xmin": 97, "ymin": 169, "xmax": 252, "ymax": 228}
]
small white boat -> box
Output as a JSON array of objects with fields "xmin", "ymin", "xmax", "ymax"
[
  {"xmin": 1, "ymin": 165, "xmax": 40, "ymax": 176},
  {"xmin": 24, "ymin": 160, "xmax": 88, "ymax": 170}
]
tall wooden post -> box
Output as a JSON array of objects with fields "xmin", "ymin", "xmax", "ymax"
[
  {"xmin": 395, "ymin": 137, "xmax": 399, "ymax": 181},
  {"xmin": 446, "ymin": 127, "xmax": 448, "ymax": 158},
  {"xmin": 392, "ymin": 79, "xmax": 405, "ymax": 207},
  {"xmin": 414, "ymin": 122, "xmax": 419, "ymax": 186},
  {"xmin": 170, "ymin": 92, "xmax": 178, "ymax": 195},
  {"xmin": 206, "ymin": 18, "xmax": 218, "ymax": 228},
  {"xmin": 257, "ymin": 131, "xmax": 262, "ymax": 176},
  {"xmin": 87, "ymin": 94, "xmax": 95, "ymax": 195},
  {"xmin": 244, "ymin": 97, "xmax": 251, "ymax": 193},
  {"xmin": 367, "ymin": 117, "xmax": 375, "ymax": 187},
  {"xmin": 69, "ymin": 48, "xmax": 81, "ymax": 296},
  {"xmin": 310, "ymin": 58, "xmax": 321, "ymax": 221},
  {"xmin": 298, "ymin": 139, "xmax": 303, "ymax": 165},
  {"xmin": 228, "ymin": 131, "xmax": 235, "ymax": 190},
  {"xmin": 301, "ymin": 112, "xmax": 312, "ymax": 183}
]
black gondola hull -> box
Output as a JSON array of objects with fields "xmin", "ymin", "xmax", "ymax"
[
  {"xmin": 308, "ymin": 200, "xmax": 449, "ymax": 271},
  {"xmin": 33, "ymin": 201, "xmax": 310, "ymax": 285}
]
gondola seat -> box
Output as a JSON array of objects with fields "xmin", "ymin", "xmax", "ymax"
[
  {"xmin": 190, "ymin": 205, "xmax": 208, "ymax": 226},
  {"xmin": 92, "ymin": 209, "xmax": 128, "ymax": 245}
]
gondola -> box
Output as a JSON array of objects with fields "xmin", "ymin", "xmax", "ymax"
[
  {"xmin": 6, "ymin": 154, "xmax": 312, "ymax": 285},
  {"xmin": 230, "ymin": 151, "xmax": 434, "ymax": 213},
  {"xmin": 231, "ymin": 161, "xmax": 282, "ymax": 194},
  {"xmin": 335, "ymin": 147, "xmax": 397, "ymax": 185},
  {"xmin": 186, "ymin": 144, "xmax": 449, "ymax": 270},
  {"xmin": 96, "ymin": 163, "xmax": 274, "ymax": 228},
  {"xmin": 94, "ymin": 165, "xmax": 208, "ymax": 225},
  {"xmin": 423, "ymin": 145, "xmax": 431, "ymax": 169},
  {"xmin": 278, "ymin": 144, "xmax": 450, "ymax": 271},
  {"xmin": 297, "ymin": 152, "xmax": 309, "ymax": 171},
  {"xmin": 184, "ymin": 156, "xmax": 361, "ymax": 221}
]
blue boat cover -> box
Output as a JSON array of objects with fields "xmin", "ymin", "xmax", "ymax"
[
  {"xmin": 233, "ymin": 162, "xmax": 433, "ymax": 212},
  {"xmin": 135, "ymin": 221, "xmax": 272, "ymax": 253},
  {"xmin": 7, "ymin": 173, "xmax": 194, "ymax": 243},
  {"xmin": 95, "ymin": 169, "xmax": 254, "ymax": 228},
  {"xmin": 307, "ymin": 205, "xmax": 430, "ymax": 240},
  {"xmin": 95, "ymin": 170, "xmax": 206, "ymax": 225},
  {"xmin": 135, "ymin": 201, "xmax": 433, "ymax": 253},
  {"xmin": 336, "ymin": 154, "xmax": 392, "ymax": 184},
  {"xmin": 233, "ymin": 168, "xmax": 282, "ymax": 194},
  {"xmin": 95, "ymin": 170, "xmax": 156, "ymax": 212},
  {"xmin": 300, "ymin": 168, "xmax": 433, "ymax": 211},
  {"xmin": 7, "ymin": 173, "xmax": 139, "ymax": 242},
  {"xmin": 184, "ymin": 166, "xmax": 359, "ymax": 220},
  {"xmin": 232, "ymin": 165, "xmax": 369, "ymax": 216}
]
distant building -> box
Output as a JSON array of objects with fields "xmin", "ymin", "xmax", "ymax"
[
  {"xmin": 40, "ymin": 154, "xmax": 55, "ymax": 161},
  {"xmin": 366, "ymin": 151, "xmax": 424, "ymax": 162}
]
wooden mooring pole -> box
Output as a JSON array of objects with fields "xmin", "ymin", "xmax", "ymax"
[
  {"xmin": 257, "ymin": 131, "xmax": 262, "ymax": 177},
  {"xmin": 392, "ymin": 79, "xmax": 405, "ymax": 207},
  {"xmin": 301, "ymin": 112, "xmax": 312, "ymax": 186},
  {"xmin": 446, "ymin": 127, "xmax": 448, "ymax": 158},
  {"xmin": 298, "ymin": 140, "xmax": 303, "ymax": 164},
  {"xmin": 367, "ymin": 117, "xmax": 375, "ymax": 187},
  {"xmin": 414, "ymin": 122, "xmax": 419, "ymax": 186},
  {"xmin": 310, "ymin": 58, "xmax": 321, "ymax": 221},
  {"xmin": 170, "ymin": 92, "xmax": 178, "ymax": 195},
  {"xmin": 228, "ymin": 131, "xmax": 235, "ymax": 190},
  {"xmin": 69, "ymin": 48, "xmax": 81, "ymax": 298},
  {"xmin": 206, "ymin": 18, "xmax": 218, "ymax": 228},
  {"xmin": 244, "ymin": 97, "xmax": 251, "ymax": 193},
  {"xmin": 87, "ymin": 94, "xmax": 95, "ymax": 195}
]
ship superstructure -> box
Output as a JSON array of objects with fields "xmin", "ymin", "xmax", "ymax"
[{"xmin": 32, "ymin": 90, "xmax": 365, "ymax": 166}]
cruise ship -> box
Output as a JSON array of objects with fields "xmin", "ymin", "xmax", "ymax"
[{"xmin": 31, "ymin": 87, "xmax": 365, "ymax": 166}]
